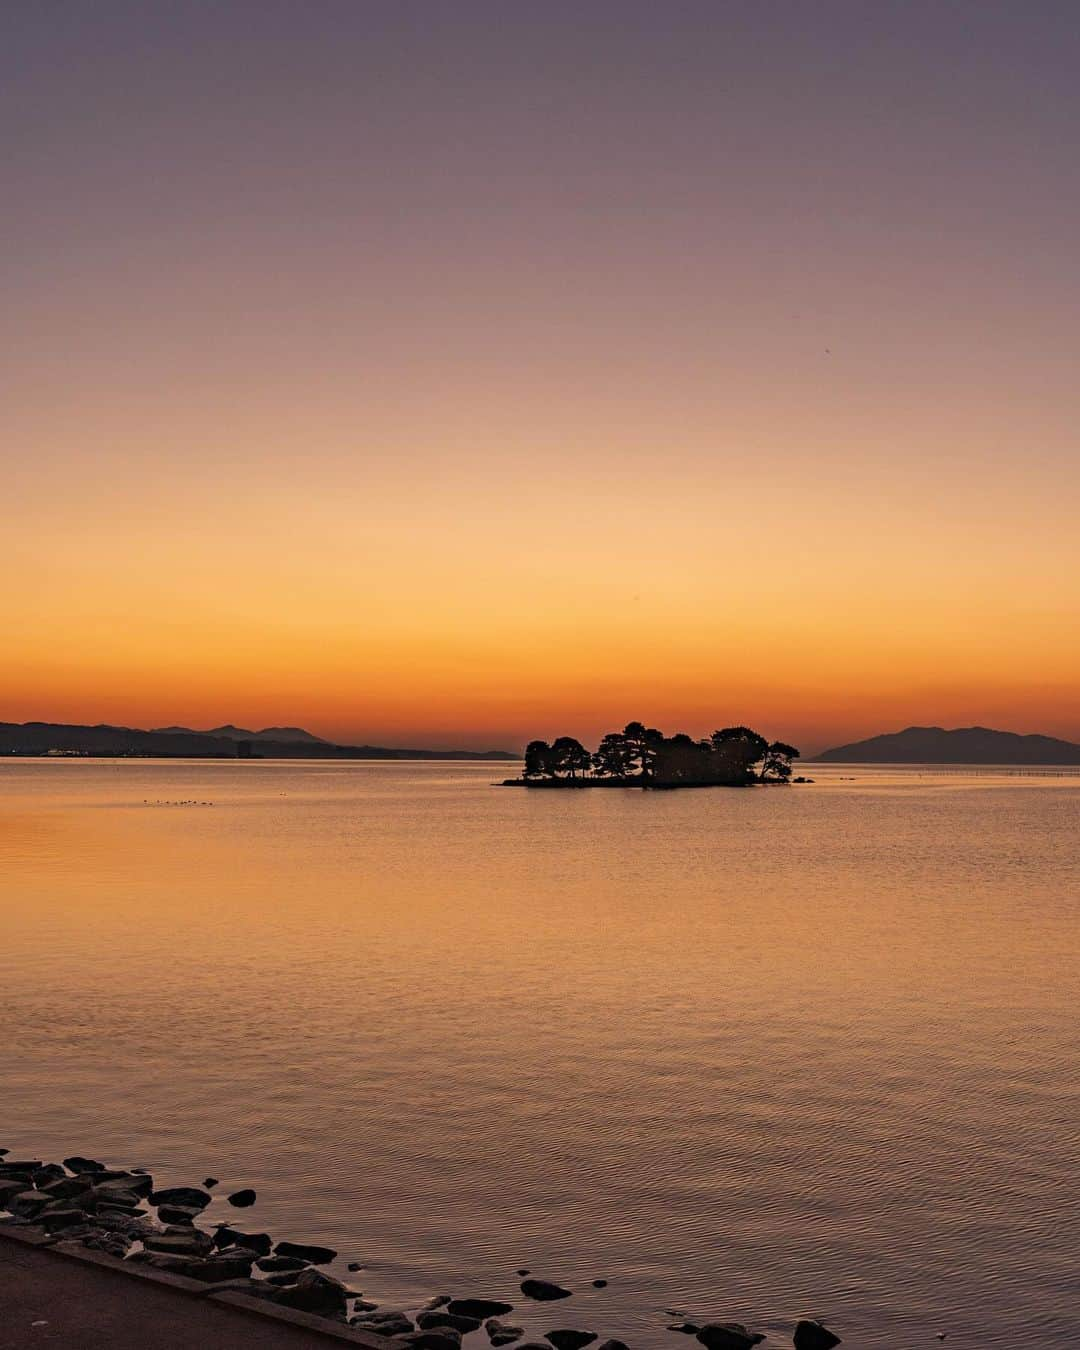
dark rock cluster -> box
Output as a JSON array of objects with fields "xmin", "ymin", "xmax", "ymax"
[
  {"xmin": 0, "ymin": 1149, "xmax": 842, "ymax": 1347},
  {"xmin": 0, "ymin": 1154, "xmax": 355, "ymax": 1322}
]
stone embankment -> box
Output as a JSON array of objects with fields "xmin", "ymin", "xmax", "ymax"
[{"xmin": 0, "ymin": 1148, "xmax": 840, "ymax": 1349}]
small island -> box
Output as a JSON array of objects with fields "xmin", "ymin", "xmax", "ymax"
[{"xmin": 504, "ymin": 722, "xmax": 801, "ymax": 789}]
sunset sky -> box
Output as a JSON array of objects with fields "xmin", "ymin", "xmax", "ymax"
[{"xmin": 5, "ymin": 2, "xmax": 1080, "ymax": 753}]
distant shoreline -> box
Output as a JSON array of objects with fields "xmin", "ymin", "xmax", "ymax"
[{"xmin": 0, "ymin": 720, "xmax": 516, "ymax": 762}]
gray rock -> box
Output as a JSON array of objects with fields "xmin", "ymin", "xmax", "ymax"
[
  {"xmin": 354, "ymin": 1300, "xmax": 379, "ymax": 1313},
  {"xmin": 184, "ymin": 1251, "xmax": 257, "ymax": 1283},
  {"xmin": 521, "ymin": 1282, "xmax": 572, "ymax": 1303},
  {"xmin": 32, "ymin": 1165, "xmax": 67, "ymax": 1187},
  {"xmin": 272, "ymin": 1268, "xmax": 349, "ymax": 1316},
  {"xmin": 142, "ymin": 1228, "xmax": 214, "ymax": 1257},
  {"xmin": 83, "ymin": 1233, "xmax": 132, "ymax": 1258},
  {"xmin": 92, "ymin": 1188, "xmax": 143, "ymax": 1211},
  {"xmin": 417, "ymin": 1311, "xmax": 483, "ymax": 1334},
  {"xmin": 596, "ymin": 1342, "xmax": 629, "ymax": 1350},
  {"xmin": 39, "ymin": 1207, "xmax": 89, "ymax": 1231},
  {"xmin": 486, "ymin": 1320, "xmax": 525, "ymax": 1346},
  {"xmin": 354, "ymin": 1312, "xmax": 415, "ymax": 1337},
  {"xmin": 448, "ymin": 1300, "xmax": 515, "ymax": 1320},
  {"xmin": 204, "ymin": 1178, "xmax": 219, "ymax": 1188},
  {"xmin": 591, "ymin": 1282, "xmax": 607, "ymax": 1290},
  {"xmin": 397, "ymin": 1331, "xmax": 463, "ymax": 1350},
  {"xmin": 256, "ymin": 1255, "xmax": 309, "ymax": 1273},
  {"xmin": 793, "ymin": 1322, "xmax": 841, "ymax": 1350},
  {"xmin": 10, "ymin": 1191, "xmax": 51, "ymax": 1218},
  {"xmin": 97, "ymin": 1172, "xmax": 154, "ymax": 1198},
  {"xmin": 63, "ymin": 1156, "xmax": 105, "ymax": 1174},
  {"xmin": 274, "ymin": 1239, "xmax": 337, "ymax": 1264},
  {"xmin": 214, "ymin": 1227, "xmax": 272, "ymax": 1255},
  {"xmin": 544, "ymin": 1333, "xmax": 597, "ymax": 1350},
  {"xmin": 93, "ymin": 1211, "xmax": 156, "ymax": 1237},
  {"xmin": 150, "ymin": 1186, "xmax": 211, "ymax": 1210},
  {"xmin": 695, "ymin": 1326, "xmax": 765, "ymax": 1350},
  {"xmin": 227, "ymin": 1188, "xmax": 257, "ymax": 1208},
  {"xmin": 158, "ymin": 1204, "xmax": 202, "ymax": 1225},
  {"xmin": 199, "ymin": 1277, "xmax": 271, "ymax": 1298},
  {"xmin": 128, "ymin": 1250, "xmax": 192, "ymax": 1273},
  {"xmin": 0, "ymin": 1179, "xmax": 28, "ymax": 1206}
]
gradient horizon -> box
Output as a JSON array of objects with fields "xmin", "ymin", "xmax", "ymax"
[{"xmin": 5, "ymin": 2, "xmax": 1079, "ymax": 753}]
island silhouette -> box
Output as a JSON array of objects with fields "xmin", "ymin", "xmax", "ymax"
[{"xmin": 505, "ymin": 722, "xmax": 800, "ymax": 788}]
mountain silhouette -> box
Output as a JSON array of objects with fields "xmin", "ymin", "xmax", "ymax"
[
  {"xmin": 0, "ymin": 721, "xmax": 515, "ymax": 761},
  {"xmin": 152, "ymin": 724, "xmax": 328, "ymax": 744},
  {"xmin": 815, "ymin": 725, "xmax": 1080, "ymax": 764}
]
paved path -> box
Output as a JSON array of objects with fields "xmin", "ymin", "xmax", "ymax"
[{"xmin": 0, "ymin": 1233, "xmax": 384, "ymax": 1348}]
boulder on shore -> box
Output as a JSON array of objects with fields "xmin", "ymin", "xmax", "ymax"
[
  {"xmin": 274, "ymin": 1239, "xmax": 338, "ymax": 1264},
  {"xmin": 149, "ymin": 1186, "xmax": 211, "ymax": 1210},
  {"xmin": 142, "ymin": 1228, "xmax": 214, "ymax": 1258},
  {"xmin": 256, "ymin": 1254, "xmax": 309, "ymax": 1273},
  {"xmin": 10, "ymin": 1191, "xmax": 51, "ymax": 1218},
  {"xmin": 417, "ymin": 1312, "xmax": 483, "ymax": 1334},
  {"xmin": 95, "ymin": 1172, "xmax": 154, "ymax": 1199},
  {"xmin": 545, "ymin": 1332, "xmax": 598, "ymax": 1350},
  {"xmin": 447, "ymin": 1299, "xmax": 515, "ymax": 1319},
  {"xmin": 227, "ymin": 1188, "xmax": 257, "ymax": 1208},
  {"xmin": 353, "ymin": 1312, "xmax": 414, "ymax": 1337},
  {"xmin": 793, "ymin": 1321, "xmax": 841, "ymax": 1349},
  {"xmin": 0, "ymin": 1179, "xmax": 29, "ymax": 1206},
  {"xmin": 214, "ymin": 1226, "xmax": 272, "ymax": 1255},
  {"xmin": 185, "ymin": 1251, "xmax": 258, "ymax": 1283},
  {"xmin": 39, "ymin": 1207, "xmax": 89, "ymax": 1232},
  {"xmin": 695, "ymin": 1326, "xmax": 765, "ymax": 1350},
  {"xmin": 397, "ymin": 1331, "xmax": 464, "ymax": 1350},
  {"xmin": 158, "ymin": 1204, "xmax": 202, "ymax": 1226},
  {"xmin": 521, "ymin": 1281, "xmax": 573, "ymax": 1303},
  {"xmin": 32, "ymin": 1165, "xmax": 67, "ymax": 1187},
  {"xmin": 272, "ymin": 1268, "xmax": 349, "ymax": 1316},
  {"xmin": 487, "ymin": 1319, "xmax": 525, "ymax": 1346}
]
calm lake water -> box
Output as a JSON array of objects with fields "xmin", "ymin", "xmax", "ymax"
[{"xmin": 1, "ymin": 760, "xmax": 1077, "ymax": 1347}]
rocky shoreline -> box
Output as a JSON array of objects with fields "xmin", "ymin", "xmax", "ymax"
[{"xmin": 1, "ymin": 1148, "xmax": 840, "ymax": 1350}]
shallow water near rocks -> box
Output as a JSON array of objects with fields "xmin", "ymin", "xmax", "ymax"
[{"xmin": 1, "ymin": 760, "xmax": 1077, "ymax": 1347}]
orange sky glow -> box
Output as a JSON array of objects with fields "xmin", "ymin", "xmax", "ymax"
[{"xmin": 5, "ymin": 5, "xmax": 1079, "ymax": 754}]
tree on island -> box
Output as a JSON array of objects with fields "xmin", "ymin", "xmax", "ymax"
[
  {"xmin": 621, "ymin": 721, "xmax": 665, "ymax": 778},
  {"xmin": 521, "ymin": 722, "xmax": 799, "ymax": 787},
  {"xmin": 551, "ymin": 735, "xmax": 591, "ymax": 779},
  {"xmin": 592, "ymin": 731, "xmax": 635, "ymax": 779},
  {"xmin": 762, "ymin": 740, "xmax": 800, "ymax": 782},
  {"xmin": 523, "ymin": 736, "xmax": 591, "ymax": 780}
]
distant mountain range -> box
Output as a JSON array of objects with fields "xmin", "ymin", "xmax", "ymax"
[
  {"xmin": 0, "ymin": 721, "xmax": 515, "ymax": 761},
  {"xmin": 815, "ymin": 725, "xmax": 1080, "ymax": 764},
  {"xmin": 152, "ymin": 725, "xmax": 329, "ymax": 745}
]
